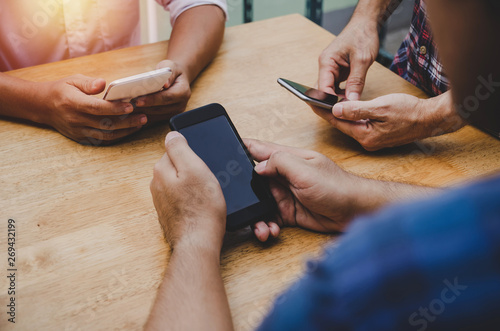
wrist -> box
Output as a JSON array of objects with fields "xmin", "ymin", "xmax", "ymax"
[
  {"xmin": 348, "ymin": 176, "xmax": 391, "ymax": 215},
  {"xmin": 352, "ymin": 0, "xmax": 403, "ymax": 32},
  {"xmin": 167, "ymin": 216, "xmax": 225, "ymax": 261},
  {"xmin": 165, "ymin": 59, "xmax": 194, "ymax": 84},
  {"xmin": 420, "ymin": 92, "xmax": 466, "ymax": 137},
  {"xmin": 172, "ymin": 235, "xmax": 222, "ymax": 263},
  {"xmin": 351, "ymin": 5, "xmax": 386, "ymax": 32},
  {"xmin": 29, "ymin": 81, "xmax": 54, "ymax": 125},
  {"xmin": 351, "ymin": 6, "xmax": 378, "ymax": 22},
  {"xmin": 347, "ymin": 14, "xmax": 379, "ymax": 35},
  {"xmin": 351, "ymin": 173, "xmax": 438, "ymax": 213}
]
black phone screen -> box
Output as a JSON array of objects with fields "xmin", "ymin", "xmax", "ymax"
[
  {"xmin": 170, "ymin": 103, "xmax": 276, "ymax": 230},
  {"xmin": 283, "ymin": 79, "xmax": 338, "ymax": 105},
  {"xmin": 278, "ymin": 78, "xmax": 338, "ymax": 109},
  {"xmin": 179, "ymin": 116, "xmax": 262, "ymax": 215}
]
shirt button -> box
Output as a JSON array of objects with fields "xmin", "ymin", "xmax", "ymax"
[{"xmin": 420, "ymin": 45, "xmax": 427, "ymax": 55}]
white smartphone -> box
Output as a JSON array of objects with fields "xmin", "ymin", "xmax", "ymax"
[{"xmin": 103, "ymin": 67, "xmax": 172, "ymax": 102}]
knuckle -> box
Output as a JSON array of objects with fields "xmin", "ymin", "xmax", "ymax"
[
  {"xmin": 99, "ymin": 130, "xmax": 117, "ymax": 141},
  {"xmin": 269, "ymin": 150, "xmax": 286, "ymax": 164},
  {"xmin": 318, "ymin": 52, "xmax": 327, "ymax": 65},
  {"xmin": 166, "ymin": 136, "xmax": 180, "ymax": 148},
  {"xmin": 160, "ymin": 93, "xmax": 170, "ymax": 105},
  {"xmin": 243, "ymin": 139, "xmax": 253, "ymax": 153},
  {"xmin": 360, "ymin": 137, "xmax": 378, "ymax": 151},
  {"xmin": 165, "ymin": 136, "xmax": 184, "ymax": 153},
  {"xmin": 86, "ymin": 129, "xmax": 103, "ymax": 141},
  {"xmin": 356, "ymin": 107, "xmax": 369, "ymax": 119},
  {"xmin": 314, "ymin": 154, "xmax": 333, "ymax": 167},
  {"xmin": 269, "ymin": 150, "xmax": 282, "ymax": 161},
  {"xmin": 65, "ymin": 112, "xmax": 80, "ymax": 126},
  {"xmin": 309, "ymin": 155, "xmax": 322, "ymax": 167},
  {"xmin": 348, "ymin": 76, "xmax": 365, "ymax": 87},
  {"xmin": 56, "ymin": 95, "xmax": 72, "ymax": 111},
  {"xmin": 153, "ymin": 162, "xmax": 164, "ymax": 179},
  {"xmin": 350, "ymin": 107, "xmax": 360, "ymax": 118},
  {"xmin": 99, "ymin": 118, "xmax": 114, "ymax": 130},
  {"xmin": 318, "ymin": 51, "xmax": 333, "ymax": 66},
  {"xmin": 314, "ymin": 151, "xmax": 328, "ymax": 162},
  {"xmin": 311, "ymin": 154, "xmax": 329, "ymax": 170},
  {"xmin": 355, "ymin": 53, "xmax": 373, "ymax": 65},
  {"xmin": 84, "ymin": 80, "xmax": 93, "ymax": 92},
  {"xmin": 304, "ymin": 148, "xmax": 321, "ymax": 160}
]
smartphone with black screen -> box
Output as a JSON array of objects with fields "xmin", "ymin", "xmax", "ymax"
[
  {"xmin": 169, "ymin": 103, "xmax": 277, "ymax": 231},
  {"xmin": 278, "ymin": 78, "xmax": 338, "ymax": 109}
]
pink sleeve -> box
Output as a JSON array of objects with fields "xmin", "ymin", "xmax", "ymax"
[{"xmin": 155, "ymin": 0, "xmax": 227, "ymax": 25}]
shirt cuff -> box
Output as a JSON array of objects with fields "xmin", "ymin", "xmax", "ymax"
[{"xmin": 163, "ymin": 0, "xmax": 228, "ymax": 26}]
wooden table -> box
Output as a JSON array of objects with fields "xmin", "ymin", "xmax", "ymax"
[{"xmin": 1, "ymin": 14, "xmax": 499, "ymax": 331}]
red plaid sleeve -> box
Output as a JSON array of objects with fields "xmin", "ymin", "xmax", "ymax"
[{"xmin": 390, "ymin": 0, "xmax": 449, "ymax": 97}]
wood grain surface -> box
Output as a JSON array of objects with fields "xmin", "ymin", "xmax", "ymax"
[{"xmin": 1, "ymin": 14, "xmax": 499, "ymax": 331}]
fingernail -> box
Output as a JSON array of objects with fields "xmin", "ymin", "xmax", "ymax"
[
  {"xmin": 254, "ymin": 160, "xmax": 268, "ymax": 173},
  {"xmin": 348, "ymin": 92, "xmax": 359, "ymax": 101},
  {"xmin": 333, "ymin": 104, "xmax": 343, "ymax": 118},
  {"xmin": 139, "ymin": 115, "xmax": 147, "ymax": 125},
  {"xmin": 124, "ymin": 105, "xmax": 133, "ymax": 113},
  {"xmin": 136, "ymin": 99, "xmax": 145, "ymax": 107},
  {"xmin": 165, "ymin": 131, "xmax": 183, "ymax": 144}
]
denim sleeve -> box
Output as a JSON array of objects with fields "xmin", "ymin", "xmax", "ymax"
[{"xmin": 258, "ymin": 176, "xmax": 500, "ymax": 331}]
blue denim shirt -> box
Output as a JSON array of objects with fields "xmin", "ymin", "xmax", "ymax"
[{"xmin": 259, "ymin": 175, "xmax": 500, "ymax": 330}]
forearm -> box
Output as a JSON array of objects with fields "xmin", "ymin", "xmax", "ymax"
[
  {"xmin": 167, "ymin": 5, "xmax": 225, "ymax": 83},
  {"xmin": 353, "ymin": 176, "xmax": 438, "ymax": 214},
  {"xmin": 0, "ymin": 73, "xmax": 46, "ymax": 123},
  {"xmin": 351, "ymin": 0, "xmax": 403, "ymax": 28},
  {"xmin": 145, "ymin": 241, "xmax": 233, "ymax": 331}
]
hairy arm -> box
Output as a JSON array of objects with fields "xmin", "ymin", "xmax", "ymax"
[
  {"xmin": 351, "ymin": 175, "xmax": 438, "ymax": 215},
  {"xmin": 145, "ymin": 243, "xmax": 233, "ymax": 331},
  {"xmin": 353, "ymin": 0, "xmax": 404, "ymax": 28}
]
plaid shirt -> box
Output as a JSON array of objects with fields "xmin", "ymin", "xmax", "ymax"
[
  {"xmin": 390, "ymin": 0, "xmax": 449, "ymax": 97},
  {"xmin": 258, "ymin": 175, "xmax": 500, "ymax": 330}
]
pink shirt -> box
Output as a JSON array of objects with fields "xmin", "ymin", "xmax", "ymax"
[{"xmin": 0, "ymin": 0, "xmax": 227, "ymax": 72}]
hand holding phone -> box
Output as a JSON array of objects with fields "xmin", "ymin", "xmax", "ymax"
[
  {"xmin": 278, "ymin": 78, "xmax": 338, "ymax": 109},
  {"xmin": 103, "ymin": 68, "xmax": 172, "ymax": 102},
  {"xmin": 169, "ymin": 103, "xmax": 277, "ymax": 231}
]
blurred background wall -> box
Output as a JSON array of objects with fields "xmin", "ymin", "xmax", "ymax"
[{"xmin": 138, "ymin": 0, "xmax": 414, "ymax": 60}]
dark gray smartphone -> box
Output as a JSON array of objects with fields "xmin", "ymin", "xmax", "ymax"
[
  {"xmin": 278, "ymin": 78, "xmax": 338, "ymax": 109},
  {"xmin": 169, "ymin": 103, "xmax": 277, "ymax": 231}
]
